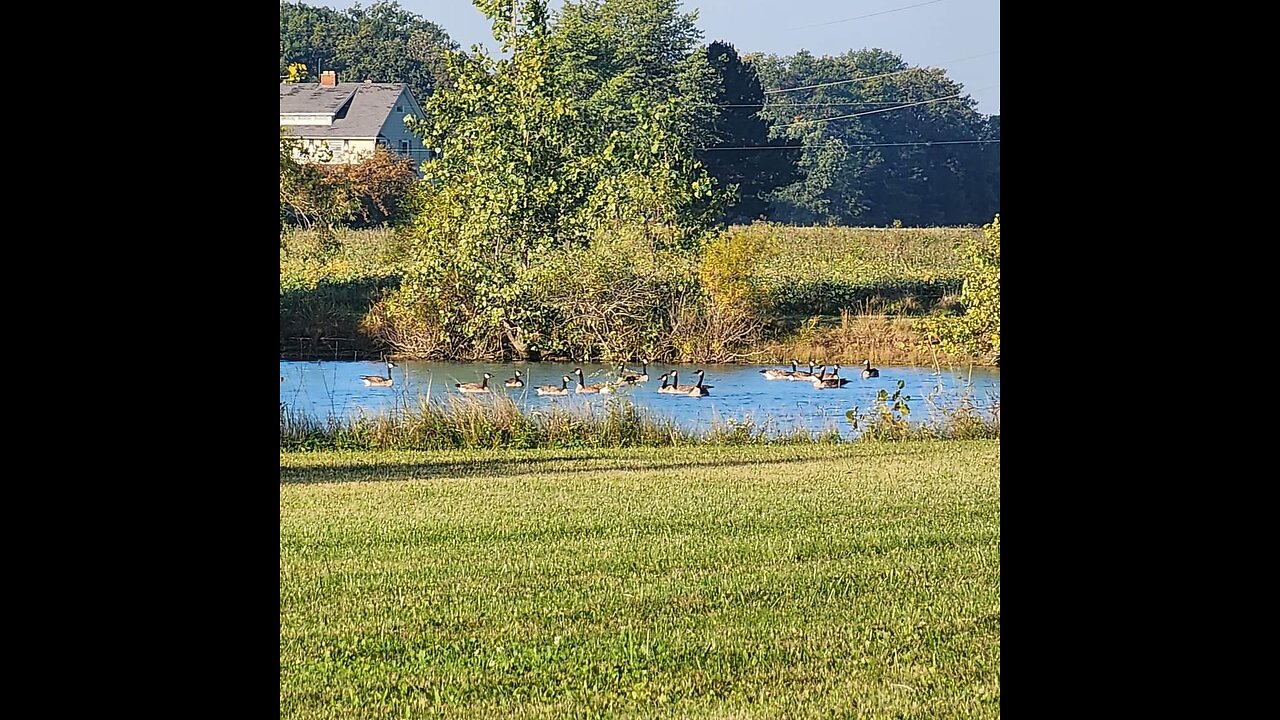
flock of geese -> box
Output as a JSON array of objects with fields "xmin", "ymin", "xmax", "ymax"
[
  {"xmin": 361, "ymin": 357, "xmax": 881, "ymax": 398},
  {"xmin": 760, "ymin": 358, "xmax": 879, "ymax": 388}
]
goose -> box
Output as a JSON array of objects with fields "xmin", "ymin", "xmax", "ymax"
[
  {"xmin": 360, "ymin": 358, "xmax": 396, "ymax": 387},
  {"xmin": 760, "ymin": 359, "xmax": 798, "ymax": 380},
  {"xmin": 812, "ymin": 365, "xmax": 850, "ymax": 389},
  {"xmin": 619, "ymin": 362, "xmax": 649, "ymax": 383},
  {"xmin": 686, "ymin": 369, "xmax": 710, "ymax": 397},
  {"xmin": 789, "ymin": 359, "xmax": 819, "ymax": 381},
  {"xmin": 504, "ymin": 370, "xmax": 524, "ymax": 388},
  {"xmin": 861, "ymin": 360, "xmax": 880, "ymax": 379},
  {"xmin": 669, "ymin": 370, "xmax": 715, "ymax": 393},
  {"xmin": 455, "ymin": 372, "xmax": 492, "ymax": 393},
  {"xmin": 574, "ymin": 368, "xmax": 614, "ymax": 394},
  {"xmin": 536, "ymin": 375, "xmax": 572, "ymax": 396},
  {"xmin": 656, "ymin": 373, "xmax": 681, "ymax": 394}
]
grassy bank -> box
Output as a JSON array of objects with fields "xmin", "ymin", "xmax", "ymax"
[
  {"xmin": 280, "ymin": 225, "xmax": 985, "ymax": 364},
  {"xmin": 280, "ymin": 228, "xmax": 407, "ymax": 359},
  {"xmin": 280, "ymin": 440, "xmax": 1001, "ymax": 719}
]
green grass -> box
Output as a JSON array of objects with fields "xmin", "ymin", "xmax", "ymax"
[
  {"xmin": 280, "ymin": 441, "xmax": 1001, "ymax": 718},
  {"xmin": 745, "ymin": 224, "xmax": 973, "ymax": 290},
  {"xmin": 739, "ymin": 224, "xmax": 973, "ymax": 321},
  {"xmin": 280, "ymin": 228, "xmax": 407, "ymax": 358},
  {"xmin": 280, "ymin": 227, "xmax": 409, "ymax": 292}
]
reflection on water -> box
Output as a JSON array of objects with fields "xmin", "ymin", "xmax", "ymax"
[{"xmin": 280, "ymin": 360, "xmax": 1000, "ymax": 437}]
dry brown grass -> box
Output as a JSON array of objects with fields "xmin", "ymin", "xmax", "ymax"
[{"xmin": 758, "ymin": 311, "xmax": 978, "ymax": 367}]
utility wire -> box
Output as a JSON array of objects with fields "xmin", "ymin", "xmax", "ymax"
[
  {"xmin": 715, "ymin": 100, "xmax": 966, "ymax": 107},
  {"xmin": 776, "ymin": 84, "xmax": 998, "ymax": 129},
  {"xmin": 765, "ymin": 50, "xmax": 998, "ymax": 95},
  {"xmin": 787, "ymin": 0, "xmax": 946, "ymax": 31},
  {"xmin": 700, "ymin": 139, "xmax": 999, "ymax": 151}
]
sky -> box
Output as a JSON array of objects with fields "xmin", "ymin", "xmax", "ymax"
[{"xmin": 318, "ymin": 0, "xmax": 999, "ymax": 115}]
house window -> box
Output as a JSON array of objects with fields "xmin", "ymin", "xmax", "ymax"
[
  {"xmin": 396, "ymin": 105, "xmax": 403, "ymax": 112},
  {"xmin": 400, "ymin": 140, "xmax": 410, "ymax": 154}
]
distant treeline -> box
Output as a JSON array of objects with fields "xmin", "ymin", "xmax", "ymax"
[{"xmin": 280, "ymin": 1, "xmax": 998, "ymax": 228}]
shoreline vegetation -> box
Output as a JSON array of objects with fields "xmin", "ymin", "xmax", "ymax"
[
  {"xmin": 281, "ymin": 224, "xmax": 997, "ymax": 367},
  {"xmin": 280, "ymin": 390, "xmax": 1000, "ymax": 452}
]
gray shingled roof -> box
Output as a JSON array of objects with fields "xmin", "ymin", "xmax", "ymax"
[{"xmin": 279, "ymin": 82, "xmax": 409, "ymax": 139}]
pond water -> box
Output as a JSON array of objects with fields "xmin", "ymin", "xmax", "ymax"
[{"xmin": 280, "ymin": 360, "xmax": 1000, "ymax": 437}]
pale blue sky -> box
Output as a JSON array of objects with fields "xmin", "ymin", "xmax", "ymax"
[{"xmin": 318, "ymin": 0, "xmax": 1000, "ymax": 114}]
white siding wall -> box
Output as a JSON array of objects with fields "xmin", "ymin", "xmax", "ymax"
[
  {"xmin": 376, "ymin": 88, "xmax": 433, "ymax": 174},
  {"xmin": 280, "ymin": 113, "xmax": 333, "ymax": 126},
  {"xmin": 288, "ymin": 137, "xmax": 378, "ymax": 164}
]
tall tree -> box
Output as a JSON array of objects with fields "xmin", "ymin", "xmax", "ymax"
[
  {"xmin": 338, "ymin": 1, "xmax": 456, "ymax": 97},
  {"xmin": 552, "ymin": 0, "xmax": 719, "ymax": 148},
  {"xmin": 398, "ymin": 0, "xmax": 720, "ymax": 358},
  {"xmin": 279, "ymin": 2, "xmax": 351, "ymax": 83},
  {"xmin": 279, "ymin": 1, "xmax": 457, "ymax": 101},
  {"xmin": 697, "ymin": 41, "xmax": 802, "ymax": 223},
  {"xmin": 755, "ymin": 49, "xmax": 999, "ymax": 225}
]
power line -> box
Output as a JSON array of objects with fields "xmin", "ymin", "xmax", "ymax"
[
  {"xmin": 716, "ymin": 100, "xmax": 967, "ymax": 107},
  {"xmin": 787, "ymin": 0, "xmax": 946, "ymax": 31},
  {"xmin": 700, "ymin": 139, "xmax": 999, "ymax": 151},
  {"xmin": 776, "ymin": 85, "xmax": 998, "ymax": 129},
  {"xmin": 764, "ymin": 50, "xmax": 999, "ymax": 96},
  {"xmin": 779, "ymin": 92, "xmax": 961, "ymax": 127}
]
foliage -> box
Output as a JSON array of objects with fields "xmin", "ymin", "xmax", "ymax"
[
  {"xmin": 314, "ymin": 147, "xmax": 419, "ymax": 228},
  {"xmin": 280, "ymin": 228, "xmax": 405, "ymax": 358},
  {"xmin": 281, "ymin": 225, "xmax": 996, "ymax": 364},
  {"xmin": 280, "ymin": 130, "xmax": 418, "ymax": 232},
  {"xmin": 920, "ymin": 215, "xmax": 1000, "ymax": 358},
  {"xmin": 697, "ymin": 42, "xmax": 802, "ymax": 223},
  {"xmin": 282, "ymin": 62, "xmax": 309, "ymax": 83},
  {"xmin": 531, "ymin": 230, "xmax": 695, "ymax": 362},
  {"xmin": 279, "ymin": 127, "xmax": 353, "ymax": 234},
  {"xmin": 846, "ymin": 379, "xmax": 914, "ymax": 441},
  {"xmin": 753, "ymin": 49, "xmax": 1000, "ymax": 226},
  {"xmin": 553, "ymin": 0, "xmax": 720, "ymax": 148},
  {"xmin": 698, "ymin": 225, "xmax": 774, "ymax": 310},
  {"xmin": 279, "ymin": 1, "xmax": 456, "ymax": 101},
  {"xmin": 388, "ymin": 0, "xmax": 724, "ymax": 360}
]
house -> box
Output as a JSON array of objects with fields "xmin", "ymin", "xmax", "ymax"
[{"xmin": 279, "ymin": 71, "xmax": 433, "ymax": 171}]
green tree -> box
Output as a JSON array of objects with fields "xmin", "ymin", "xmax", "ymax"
[
  {"xmin": 392, "ymin": 0, "xmax": 720, "ymax": 359},
  {"xmin": 279, "ymin": 2, "xmax": 350, "ymax": 84},
  {"xmin": 697, "ymin": 42, "xmax": 802, "ymax": 223},
  {"xmin": 552, "ymin": 0, "xmax": 719, "ymax": 148},
  {"xmin": 279, "ymin": 1, "xmax": 456, "ymax": 101},
  {"xmin": 338, "ymin": 1, "xmax": 456, "ymax": 97},
  {"xmin": 754, "ymin": 49, "xmax": 998, "ymax": 225}
]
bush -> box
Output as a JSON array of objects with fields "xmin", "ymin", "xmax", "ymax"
[
  {"xmin": 919, "ymin": 215, "xmax": 1000, "ymax": 360},
  {"xmin": 280, "ymin": 129, "xmax": 419, "ymax": 232},
  {"xmin": 315, "ymin": 148, "xmax": 419, "ymax": 228}
]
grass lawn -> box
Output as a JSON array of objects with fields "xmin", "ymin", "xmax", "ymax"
[{"xmin": 280, "ymin": 441, "xmax": 1000, "ymax": 718}]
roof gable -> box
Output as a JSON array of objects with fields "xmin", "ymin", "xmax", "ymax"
[{"xmin": 279, "ymin": 82, "xmax": 414, "ymax": 139}]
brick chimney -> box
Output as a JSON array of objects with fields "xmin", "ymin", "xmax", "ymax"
[{"xmin": 320, "ymin": 70, "xmax": 337, "ymax": 87}]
